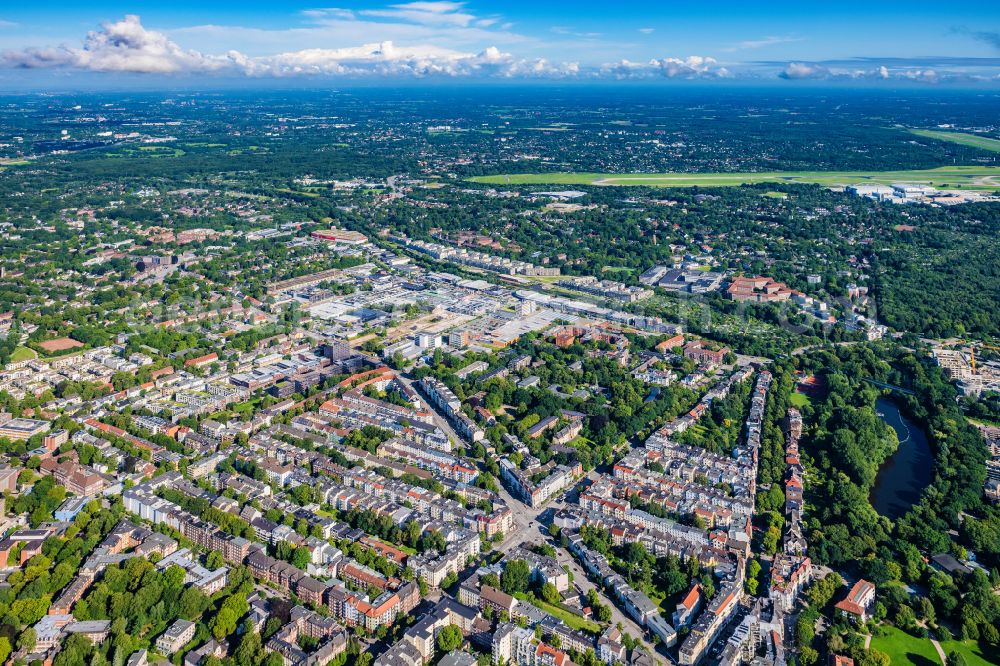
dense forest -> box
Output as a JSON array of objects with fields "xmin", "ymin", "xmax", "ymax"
[
  {"xmin": 795, "ymin": 345, "xmax": 992, "ymax": 566},
  {"xmin": 791, "ymin": 344, "xmax": 999, "ymax": 659}
]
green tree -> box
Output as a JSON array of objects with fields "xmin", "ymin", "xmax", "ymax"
[
  {"xmin": 264, "ymin": 653, "xmax": 286, "ymax": 666},
  {"xmin": 857, "ymin": 649, "xmax": 891, "ymax": 666},
  {"xmin": 541, "ymin": 582, "xmax": 561, "ymax": 605},
  {"xmin": 947, "ymin": 652, "xmax": 968, "ymax": 666},
  {"xmin": 178, "ymin": 586, "xmax": 209, "ymax": 620},
  {"xmin": 502, "ymin": 559, "xmax": 531, "ymax": 595},
  {"xmin": 211, "ymin": 607, "xmax": 239, "ymax": 640},
  {"xmin": 293, "ymin": 546, "xmax": 312, "ymax": 570},
  {"xmin": 746, "ymin": 559, "xmax": 762, "ymax": 596},
  {"xmin": 206, "ymin": 551, "xmax": 225, "ymax": 570},
  {"xmin": 437, "ymin": 625, "xmax": 463, "ymax": 653},
  {"xmin": 799, "ymin": 646, "xmax": 818, "ymax": 666},
  {"xmin": 596, "ymin": 604, "xmax": 612, "ymax": 623},
  {"xmin": 17, "ymin": 627, "xmax": 36, "ymax": 653},
  {"xmin": 235, "ymin": 630, "xmax": 263, "ymax": 666}
]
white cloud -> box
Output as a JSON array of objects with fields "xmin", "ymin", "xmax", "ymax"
[
  {"xmin": 780, "ymin": 61, "xmax": 948, "ymax": 83},
  {"xmin": 243, "ymin": 41, "xmax": 579, "ymax": 78},
  {"xmin": 638, "ymin": 28, "xmax": 655, "ymax": 34},
  {"xmin": 176, "ymin": 3, "xmax": 528, "ymax": 58},
  {"xmin": 602, "ymin": 55, "xmax": 730, "ymax": 79},
  {"xmin": 0, "ymin": 20, "xmax": 18, "ymax": 28},
  {"xmin": 3, "ymin": 14, "xmax": 230, "ymax": 73},
  {"xmin": 551, "ymin": 26, "xmax": 602, "ymax": 39},
  {"xmin": 3, "ymin": 12, "xmax": 993, "ymax": 84},
  {"xmin": 725, "ymin": 35, "xmax": 803, "ymax": 51},
  {"xmin": 653, "ymin": 55, "xmax": 730, "ymax": 78},
  {"xmin": 900, "ymin": 68, "xmax": 939, "ymax": 82},
  {"xmin": 301, "ymin": 8, "xmax": 357, "ymax": 20},
  {"xmin": 359, "ymin": 2, "xmax": 479, "ymax": 27},
  {"xmin": 779, "ymin": 62, "xmax": 830, "ymax": 79},
  {"xmin": 499, "ymin": 57, "xmax": 580, "ymax": 78},
  {"xmin": 1, "ymin": 14, "xmax": 578, "ymax": 79},
  {"xmin": 246, "ymin": 41, "xmax": 514, "ymax": 77}
]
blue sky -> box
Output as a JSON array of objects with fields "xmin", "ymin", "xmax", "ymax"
[{"xmin": 2, "ymin": 1, "xmax": 1000, "ymax": 86}]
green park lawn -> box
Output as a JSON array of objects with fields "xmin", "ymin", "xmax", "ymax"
[
  {"xmin": 9, "ymin": 346, "xmax": 37, "ymax": 363},
  {"xmin": 870, "ymin": 625, "xmax": 941, "ymax": 666},
  {"xmin": 938, "ymin": 639, "xmax": 1000, "ymax": 666}
]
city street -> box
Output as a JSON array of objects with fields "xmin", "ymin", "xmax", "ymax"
[{"xmin": 405, "ymin": 369, "xmax": 666, "ymax": 661}]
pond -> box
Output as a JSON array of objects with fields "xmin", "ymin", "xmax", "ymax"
[{"xmin": 870, "ymin": 397, "xmax": 934, "ymax": 520}]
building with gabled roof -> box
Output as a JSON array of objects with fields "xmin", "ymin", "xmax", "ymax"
[{"xmin": 835, "ymin": 579, "xmax": 875, "ymax": 623}]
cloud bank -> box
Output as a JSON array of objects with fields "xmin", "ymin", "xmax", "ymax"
[
  {"xmin": 778, "ymin": 61, "xmax": 954, "ymax": 83},
  {"xmin": 601, "ymin": 56, "xmax": 731, "ymax": 79},
  {"xmin": 3, "ymin": 12, "xmax": 999, "ymax": 84},
  {"xmin": 2, "ymin": 14, "xmax": 581, "ymax": 78}
]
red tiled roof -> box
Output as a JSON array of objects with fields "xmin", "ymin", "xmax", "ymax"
[{"xmin": 680, "ymin": 584, "xmax": 702, "ymax": 611}]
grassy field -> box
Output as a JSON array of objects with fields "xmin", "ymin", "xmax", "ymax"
[
  {"xmin": 106, "ymin": 146, "xmax": 186, "ymax": 158},
  {"xmin": 514, "ymin": 592, "xmax": 601, "ymax": 634},
  {"xmin": 938, "ymin": 639, "xmax": 999, "ymax": 666},
  {"xmin": 870, "ymin": 626, "xmax": 941, "ymax": 666},
  {"xmin": 275, "ymin": 187, "xmax": 321, "ymax": 198},
  {"xmin": 909, "ymin": 129, "xmax": 1000, "ymax": 153},
  {"xmin": 9, "ymin": 346, "xmax": 37, "ymax": 363},
  {"xmin": 789, "ymin": 392, "xmax": 812, "ymax": 408},
  {"xmin": 469, "ymin": 166, "xmax": 1000, "ymax": 190}
]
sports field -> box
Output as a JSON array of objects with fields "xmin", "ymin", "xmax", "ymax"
[
  {"xmin": 909, "ymin": 129, "xmax": 1000, "ymax": 153},
  {"xmin": 789, "ymin": 392, "xmax": 812, "ymax": 408},
  {"xmin": 469, "ymin": 166, "xmax": 1000, "ymax": 189},
  {"xmin": 37, "ymin": 337, "xmax": 85, "ymax": 353}
]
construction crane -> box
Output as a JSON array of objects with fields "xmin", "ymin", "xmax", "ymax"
[{"xmin": 970, "ymin": 343, "xmax": 1000, "ymax": 375}]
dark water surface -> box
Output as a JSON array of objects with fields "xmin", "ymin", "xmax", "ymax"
[{"xmin": 870, "ymin": 397, "xmax": 934, "ymax": 520}]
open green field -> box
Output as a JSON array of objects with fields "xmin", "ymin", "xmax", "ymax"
[
  {"xmin": 106, "ymin": 146, "xmax": 185, "ymax": 158},
  {"xmin": 789, "ymin": 392, "xmax": 812, "ymax": 408},
  {"xmin": 469, "ymin": 166, "xmax": 1000, "ymax": 190},
  {"xmin": 9, "ymin": 346, "xmax": 37, "ymax": 363},
  {"xmin": 938, "ymin": 639, "xmax": 1000, "ymax": 666},
  {"xmin": 910, "ymin": 129, "xmax": 1000, "ymax": 153},
  {"xmin": 514, "ymin": 592, "xmax": 601, "ymax": 634},
  {"xmin": 870, "ymin": 626, "xmax": 941, "ymax": 666},
  {"xmin": 275, "ymin": 187, "xmax": 320, "ymax": 198}
]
